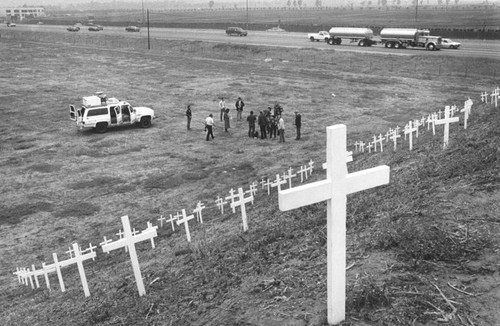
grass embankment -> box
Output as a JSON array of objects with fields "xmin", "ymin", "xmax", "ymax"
[{"xmin": 0, "ymin": 34, "xmax": 499, "ymax": 325}]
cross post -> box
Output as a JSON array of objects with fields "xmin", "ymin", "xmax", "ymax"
[{"xmin": 278, "ymin": 124, "xmax": 390, "ymax": 325}]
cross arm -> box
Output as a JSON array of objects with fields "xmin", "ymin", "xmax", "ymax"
[
  {"xmin": 278, "ymin": 179, "xmax": 332, "ymax": 211},
  {"xmin": 344, "ymin": 166, "xmax": 390, "ymax": 195}
]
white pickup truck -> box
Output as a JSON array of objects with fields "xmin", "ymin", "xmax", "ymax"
[{"xmin": 307, "ymin": 31, "xmax": 330, "ymax": 42}]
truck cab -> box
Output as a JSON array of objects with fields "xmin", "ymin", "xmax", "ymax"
[{"xmin": 70, "ymin": 93, "xmax": 155, "ymax": 133}]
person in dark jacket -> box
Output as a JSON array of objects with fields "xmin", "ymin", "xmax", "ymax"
[
  {"xmin": 269, "ymin": 115, "xmax": 278, "ymax": 139},
  {"xmin": 186, "ymin": 105, "xmax": 192, "ymax": 130},
  {"xmin": 235, "ymin": 97, "xmax": 245, "ymax": 121},
  {"xmin": 247, "ymin": 110, "xmax": 256, "ymax": 138},
  {"xmin": 294, "ymin": 111, "xmax": 301, "ymax": 140},
  {"xmin": 258, "ymin": 111, "xmax": 267, "ymax": 139},
  {"xmin": 224, "ymin": 108, "xmax": 230, "ymax": 132}
]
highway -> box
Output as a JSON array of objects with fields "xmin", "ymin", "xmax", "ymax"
[{"xmin": 4, "ymin": 24, "xmax": 500, "ymax": 60}]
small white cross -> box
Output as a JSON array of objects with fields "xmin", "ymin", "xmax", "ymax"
[
  {"xmin": 434, "ymin": 105, "xmax": 460, "ymax": 149},
  {"xmin": 176, "ymin": 209, "xmax": 195, "ymax": 243}
]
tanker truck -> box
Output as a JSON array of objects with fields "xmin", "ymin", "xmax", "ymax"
[
  {"xmin": 379, "ymin": 28, "xmax": 442, "ymax": 51},
  {"xmin": 325, "ymin": 27, "xmax": 376, "ymax": 47}
]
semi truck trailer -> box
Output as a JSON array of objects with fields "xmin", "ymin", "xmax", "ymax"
[
  {"xmin": 326, "ymin": 27, "xmax": 376, "ymax": 47},
  {"xmin": 379, "ymin": 28, "xmax": 442, "ymax": 50}
]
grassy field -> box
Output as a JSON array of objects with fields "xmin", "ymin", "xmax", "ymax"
[{"xmin": 0, "ymin": 30, "xmax": 499, "ymax": 325}]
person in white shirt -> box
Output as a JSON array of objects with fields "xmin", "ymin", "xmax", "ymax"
[
  {"xmin": 219, "ymin": 97, "xmax": 226, "ymax": 121},
  {"xmin": 205, "ymin": 114, "xmax": 215, "ymax": 141},
  {"xmin": 278, "ymin": 116, "xmax": 285, "ymax": 143}
]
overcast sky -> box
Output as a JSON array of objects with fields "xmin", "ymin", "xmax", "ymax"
[{"xmin": 1, "ymin": 0, "xmax": 496, "ymax": 7}]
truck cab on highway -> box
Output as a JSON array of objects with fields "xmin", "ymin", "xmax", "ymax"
[{"xmin": 380, "ymin": 28, "xmax": 442, "ymax": 51}]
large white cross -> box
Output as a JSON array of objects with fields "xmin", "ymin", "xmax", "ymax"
[
  {"xmin": 230, "ymin": 187, "xmax": 254, "ymax": 232},
  {"xmin": 101, "ymin": 215, "xmax": 157, "ymax": 296},
  {"xmin": 434, "ymin": 105, "xmax": 459, "ymax": 149},
  {"xmin": 278, "ymin": 124, "xmax": 390, "ymax": 325}
]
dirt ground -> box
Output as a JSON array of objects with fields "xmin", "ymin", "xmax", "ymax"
[{"xmin": 0, "ymin": 33, "xmax": 499, "ymax": 325}]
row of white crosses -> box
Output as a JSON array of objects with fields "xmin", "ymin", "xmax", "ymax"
[
  {"xmin": 353, "ymin": 97, "xmax": 475, "ymax": 154},
  {"xmin": 481, "ymin": 86, "xmax": 499, "ymax": 107},
  {"xmin": 15, "ymin": 216, "xmax": 158, "ymax": 298},
  {"xmin": 14, "ymin": 243, "xmax": 97, "ymax": 297}
]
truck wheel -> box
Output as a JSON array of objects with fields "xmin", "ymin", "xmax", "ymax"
[
  {"xmin": 310, "ymin": 37, "xmax": 315, "ymax": 42},
  {"xmin": 95, "ymin": 122, "xmax": 108, "ymax": 133},
  {"xmin": 327, "ymin": 38, "xmax": 334, "ymax": 45},
  {"xmin": 427, "ymin": 43, "xmax": 436, "ymax": 51},
  {"xmin": 358, "ymin": 40, "xmax": 366, "ymax": 47},
  {"xmin": 394, "ymin": 42, "xmax": 401, "ymax": 49},
  {"xmin": 140, "ymin": 117, "xmax": 151, "ymax": 128}
]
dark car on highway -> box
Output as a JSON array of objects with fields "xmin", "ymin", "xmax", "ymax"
[
  {"xmin": 67, "ymin": 26, "xmax": 80, "ymax": 32},
  {"xmin": 226, "ymin": 27, "xmax": 248, "ymax": 36},
  {"xmin": 125, "ymin": 26, "xmax": 140, "ymax": 32}
]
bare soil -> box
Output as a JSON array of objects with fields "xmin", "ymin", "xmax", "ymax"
[{"xmin": 0, "ymin": 32, "xmax": 499, "ymax": 326}]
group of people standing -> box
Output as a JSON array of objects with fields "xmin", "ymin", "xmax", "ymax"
[{"xmin": 186, "ymin": 97, "xmax": 301, "ymax": 142}]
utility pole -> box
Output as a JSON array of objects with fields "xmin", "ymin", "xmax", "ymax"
[
  {"xmin": 147, "ymin": 9, "xmax": 150, "ymax": 50},
  {"xmin": 142, "ymin": 0, "xmax": 145, "ymax": 24},
  {"xmin": 415, "ymin": 0, "xmax": 419, "ymax": 23},
  {"xmin": 246, "ymin": 0, "xmax": 249, "ymax": 30}
]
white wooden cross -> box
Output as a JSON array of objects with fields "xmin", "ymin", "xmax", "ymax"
[
  {"xmin": 461, "ymin": 98, "xmax": 473, "ymax": 129},
  {"xmin": 263, "ymin": 178, "xmax": 273, "ymax": 195},
  {"xmin": 366, "ymin": 142, "xmax": 374, "ymax": 153},
  {"xmin": 404, "ymin": 120, "xmax": 418, "ymax": 151},
  {"xmin": 385, "ymin": 131, "xmax": 391, "ymax": 143},
  {"xmin": 437, "ymin": 109, "xmax": 443, "ymax": 119},
  {"xmin": 283, "ymin": 167, "xmax": 297, "ymax": 188},
  {"xmin": 481, "ymin": 91, "xmax": 488, "ymax": 103},
  {"xmin": 43, "ymin": 243, "xmax": 97, "ymax": 296},
  {"xmin": 390, "ymin": 129, "xmax": 400, "ymax": 151},
  {"xmin": 193, "ymin": 201, "xmax": 206, "ymax": 223},
  {"xmin": 230, "ymin": 187, "xmax": 254, "ymax": 232},
  {"xmin": 308, "ymin": 159, "xmax": 315, "ymax": 176},
  {"xmin": 176, "ymin": 209, "xmax": 195, "ymax": 243},
  {"xmin": 271, "ymin": 173, "xmax": 287, "ymax": 193},
  {"xmin": 260, "ymin": 178, "xmax": 267, "ymax": 190},
  {"xmin": 431, "ymin": 113, "xmax": 437, "ymax": 135},
  {"xmin": 215, "ymin": 196, "xmax": 227, "ymax": 214},
  {"xmin": 165, "ymin": 214, "xmax": 177, "ymax": 231},
  {"xmin": 359, "ymin": 141, "xmax": 365, "ymax": 153},
  {"xmin": 376, "ymin": 134, "xmax": 385, "ymax": 152},
  {"xmin": 413, "ymin": 119, "xmax": 420, "ymax": 138},
  {"xmin": 157, "ymin": 215, "xmax": 166, "ymax": 228},
  {"xmin": 354, "ymin": 141, "xmax": 359, "ymax": 152},
  {"xmin": 298, "ymin": 165, "xmax": 309, "ymax": 183},
  {"xmin": 492, "ymin": 88, "xmax": 499, "ymax": 107},
  {"xmin": 278, "ymin": 124, "xmax": 390, "ymax": 325},
  {"xmin": 245, "ymin": 182, "xmax": 258, "ymax": 199},
  {"xmin": 226, "ymin": 188, "xmax": 240, "ymax": 213},
  {"xmin": 426, "ymin": 114, "xmax": 433, "ymax": 130},
  {"xmin": 434, "ymin": 105, "xmax": 460, "ymax": 149},
  {"xmin": 372, "ymin": 135, "xmax": 378, "ymax": 151},
  {"xmin": 101, "ymin": 216, "xmax": 158, "ymax": 296}
]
